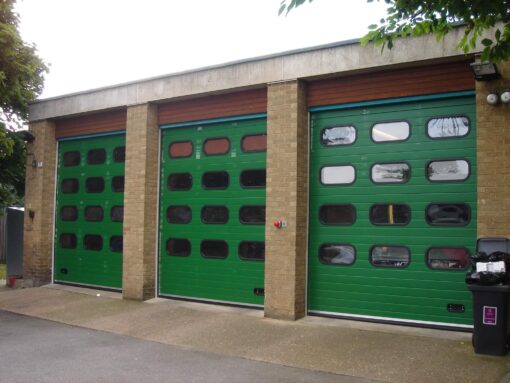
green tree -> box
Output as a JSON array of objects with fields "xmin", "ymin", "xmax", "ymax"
[
  {"xmin": 0, "ymin": 0, "xmax": 48, "ymax": 211},
  {"xmin": 278, "ymin": 0, "xmax": 510, "ymax": 63}
]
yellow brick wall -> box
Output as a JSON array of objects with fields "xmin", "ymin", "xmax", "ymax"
[
  {"xmin": 122, "ymin": 104, "xmax": 159, "ymax": 300},
  {"xmin": 264, "ymin": 80, "xmax": 308, "ymax": 320},
  {"xmin": 477, "ymin": 61, "xmax": 510, "ymax": 238},
  {"xmin": 23, "ymin": 120, "xmax": 57, "ymax": 285}
]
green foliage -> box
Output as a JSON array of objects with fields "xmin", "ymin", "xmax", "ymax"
[
  {"xmin": 0, "ymin": 0, "xmax": 47, "ymax": 210},
  {"xmin": 278, "ymin": 0, "xmax": 510, "ymax": 63}
]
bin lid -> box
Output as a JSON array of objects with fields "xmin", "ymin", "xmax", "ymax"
[
  {"xmin": 468, "ymin": 284, "xmax": 510, "ymax": 292},
  {"xmin": 477, "ymin": 237, "xmax": 510, "ymax": 254}
]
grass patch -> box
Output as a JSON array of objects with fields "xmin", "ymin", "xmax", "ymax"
[{"xmin": 0, "ymin": 263, "xmax": 5, "ymax": 279}]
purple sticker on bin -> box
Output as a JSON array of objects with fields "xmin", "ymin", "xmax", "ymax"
[{"xmin": 483, "ymin": 306, "xmax": 497, "ymax": 326}]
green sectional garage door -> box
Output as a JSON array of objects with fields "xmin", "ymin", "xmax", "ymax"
[
  {"xmin": 54, "ymin": 134, "xmax": 125, "ymax": 289},
  {"xmin": 159, "ymin": 118, "xmax": 266, "ymax": 306},
  {"xmin": 308, "ymin": 94, "xmax": 476, "ymax": 328}
]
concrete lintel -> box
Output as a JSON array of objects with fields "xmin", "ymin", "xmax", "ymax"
[{"xmin": 30, "ymin": 27, "xmax": 475, "ymax": 121}]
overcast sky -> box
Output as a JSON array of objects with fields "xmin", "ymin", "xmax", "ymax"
[{"xmin": 15, "ymin": 0, "xmax": 388, "ymax": 99}]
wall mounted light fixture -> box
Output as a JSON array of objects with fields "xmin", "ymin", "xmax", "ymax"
[
  {"xmin": 487, "ymin": 92, "xmax": 499, "ymax": 105},
  {"xmin": 470, "ymin": 62, "xmax": 500, "ymax": 81}
]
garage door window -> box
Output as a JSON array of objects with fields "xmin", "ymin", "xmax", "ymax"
[
  {"xmin": 86, "ymin": 177, "xmax": 105, "ymax": 193},
  {"xmin": 320, "ymin": 165, "xmax": 355, "ymax": 185},
  {"xmin": 240, "ymin": 169, "xmax": 266, "ymax": 188},
  {"xmin": 426, "ymin": 247, "xmax": 469, "ymax": 270},
  {"xmin": 371, "ymin": 121, "xmax": 410, "ymax": 142},
  {"xmin": 371, "ymin": 163, "xmax": 410, "ymax": 183},
  {"xmin": 319, "ymin": 244, "xmax": 356, "ymax": 265},
  {"xmin": 370, "ymin": 246, "xmax": 410, "ymax": 268},
  {"xmin": 60, "ymin": 233, "xmax": 77, "ymax": 249},
  {"xmin": 239, "ymin": 205, "xmax": 265, "ymax": 224},
  {"xmin": 242, "ymin": 134, "xmax": 267, "ymax": 152},
  {"xmin": 62, "ymin": 178, "xmax": 79, "ymax": 193},
  {"xmin": 109, "ymin": 236, "xmax": 123, "ymax": 252},
  {"xmin": 111, "ymin": 206, "xmax": 124, "ymax": 222},
  {"xmin": 111, "ymin": 176, "xmax": 125, "ymax": 192},
  {"xmin": 87, "ymin": 149, "xmax": 106, "ymax": 165},
  {"xmin": 202, "ymin": 171, "xmax": 229, "ymax": 189},
  {"xmin": 427, "ymin": 160, "xmax": 469, "ymax": 182},
  {"xmin": 166, "ymin": 206, "xmax": 192, "ymax": 224},
  {"xmin": 319, "ymin": 204, "xmax": 356, "ymax": 225},
  {"xmin": 63, "ymin": 151, "xmax": 80, "ymax": 166},
  {"xmin": 201, "ymin": 240, "xmax": 228, "ymax": 259},
  {"xmin": 427, "ymin": 116, "xmax": 470, "ymax": 138},
  {"xmin": 239, "ymin": 241, "xmax": 265, "ymax": 261},
  {"xmin": 201, "ymin": 206, "xmax": 229, "ymax": 224},
  {"xmin": 113, "ymin": 146, "xmax": 125, "ymax": 162},
  {"xmin": 321, "ymin": 126, "xmax": 356, "ymax": 146},
  {"xmin": 166, "ymin": 238, "xmax": 191, "ymax": 257},
  {"xmin": 61, "ymin": 206, "xmax": 78, "ymax": 221},
  {"xmin": 426, "ymin": 203, "xmax": 470, "ymax": 226},
  {"xmin": 84, "ymin": 206, "xmax": 104, "ymax": 221},
  {"xmin": 84, "ymin": 234, "xmax": 103, "ymax": 251},
  {"xmin": 204, "ymin": 138, "xmax": 230, "ymax": 155},
  {"xmin": 169, "ymin": 141, "xmax": 193, "ymax": 158},
  {"xmin": 168, "ymin": 173, "xmax": 192, "ymax": 191},
  {"xmin": 370, "ymin": 204, "xmax": 410, "ymax": 225}
]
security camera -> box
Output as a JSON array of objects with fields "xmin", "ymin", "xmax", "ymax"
[
  {"xmin": 486, "ymin": 92, "xmax": 499, "ymax": 105},
  {"xmin": 16, "ymin": 130, "xmax": 36, "ymax": 143},
  {"xmin": 500, "ymin": 91, "xmax": 510, "ymax": 104}
]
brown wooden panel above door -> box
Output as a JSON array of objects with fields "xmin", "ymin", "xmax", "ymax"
[
  {"xmin": 55, "ymin": 110, "xmax": 126, "ymax": 138},
  {"xmin": 158, "ymin": 88, "xmax": 267, "ymax": 125},
  {"xmin": 307, "ymin": 61, "xmax": 475, "ymax": 108}
]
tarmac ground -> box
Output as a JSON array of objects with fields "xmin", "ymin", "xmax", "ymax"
[{"xmin": 0, "ymin": 284, "xmax": 509, "ymax": 383}]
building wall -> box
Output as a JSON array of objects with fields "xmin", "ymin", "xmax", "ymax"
[{"xmin": 476, "ymin": 61, "xmax": 510, "ymax": 238}]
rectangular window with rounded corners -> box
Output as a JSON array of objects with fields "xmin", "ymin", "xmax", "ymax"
[
  {"xmin": 111, "ymin": 176, "xmax": 125, "ymax": 192},
  {"xmin": 371, "ymin": 121, "xmax": 410, "ymax": 142},
  {"xmin": 426, "ymin": 247, "xmax": 470, "ymax": 270},
  {"xmin": 319, "ymin": 204, "xmax": 356, "ymax": 225},
  {"xmin": 62, "ymin": 178, "xmax": 79, "ymax": 193},
  {"xmin": 61, "ymin": 206, "xmax": 78, "ymax": 221},
  {"xmin": 427, "ymin": 116, "xmax": 470, "ymax": 138},
  {"xmin": 166, "ymin": 205, "xmax": 192, "ymax": 224},
  {"xmin": 371, "ymin": 163, "xmax": 410, "ymax": 183},
  {"xmin": 239, "ymin": 205, "xmax": 265, "ymax": 224},
  {"xmin": 202, "ymin": 171, "xmax": 229, "ymax": 189},
  {"xmin": 83, "ymin": 234, "xmax": 103, "ymax": 251},
  {"xmin": 203, "ymin": 137, "xmax": 230, "ymax": 155},
  {"xmin": 166, "ymin": 238, "xmax": 191, "ymax": 257},
  {"xmin": 169, "ymin": 141, "xmax": 193, "ymax": 158},
  {"xmin": 321, "ymin": 126, "xmax": 356, "ymax": 146},
  {"xmin": 239, "ymin": 241, "xmax": 265, "ymax": 261},
  {"xmin": 84, "ymin": 206, "xmax": 104, "ymax": 221},
  {"xmin": 319, "ymin": 244, "xmax": 356, "ymax": 265},
  {"xmin": 113, "ymin": 146, "xmax": 125, "ymax": 162},
  {"xmin": 63, "ymin": 151, "xmax": 80, "ymax": 166},
  {"xmin": 242, "ymin": 134, "xmax": 267, "ymax": 152},
  {"xmin": 370, "ymin": 204, "xmax": 410, "ymax": 225},
  {"xmin": 86, "ymin": 177, "xmax": 105, "ymax": 193},
  {"xmin": 201, "ymin": 240, "xmax": 228, "ymax": 259},
  {"xmin": 240, "ymin": 169, "xmax": 266, "ymax": 188},
  {"xmin": 109, "ymin": 235, "xmax": 123, "ymax": 252},
  {"xmin": 111, "ymin": 206, "xmax": 124, "ymax": 222},
  {"xmin": 426, "ymin": 203, "xmax": 470, "ymax": 226},
  {"xmin": 427, "ymin": 160, "xmax": 469, "ymax": 182},
  {"xmin": 320, "ymin": 165, "xmax": 355, "ymax": 185},
  {"xmin": 60, "ymin": 233, "xmax": 77, "ymax": 249},
  {"xmin": 370, "ymin": 246, "xmax": 410, "ymax": 268},
  {"xmin": 201, "ymin": 206, "xmax": 229, "ymax": 224},
  {"xmin": 87, "ymin": 148, "xmax": 106, "ymax": 165},
  {"xmin": 168, "ymin": 173, "xmax": 192, "ymax": 191}
]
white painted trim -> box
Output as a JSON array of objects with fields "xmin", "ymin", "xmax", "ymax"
[
  {"xmin": 51, "ymin": 140, "xmax": 59, "ymax": 284},
  {"xmin": 154, "ymin": 128, "xmax": 162, "ymax": 299},
  {"xmin": 309, "ymin": 310, "xmax": 473, "ymax": 329}
]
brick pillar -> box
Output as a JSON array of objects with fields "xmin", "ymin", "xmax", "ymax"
[
  {"xmin": 23, "ymin": 120, "xmax": 57, "ymax": 286},
  {"xmin": 122, "ymin": 103, "xmax": 159, "ymax": 300},
  {"xmin": 477, "ymin": 60, "xmax": 510, "ymax": 238},
  {"xmin": 264, "ymin": 80, "xmax": 308, "ymax": 320}
]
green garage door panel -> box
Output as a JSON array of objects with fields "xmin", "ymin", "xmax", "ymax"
[
  {"xmin": 54, "ymin": 134, "xmax": 126, "ymax": 289},
  {"xmin": 159, "ymin": 118, "xmax": 266, "ymax": 306},
  {"xmin": 308, "ymin": 95, "xmax": 476, "ymax": 327}
]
